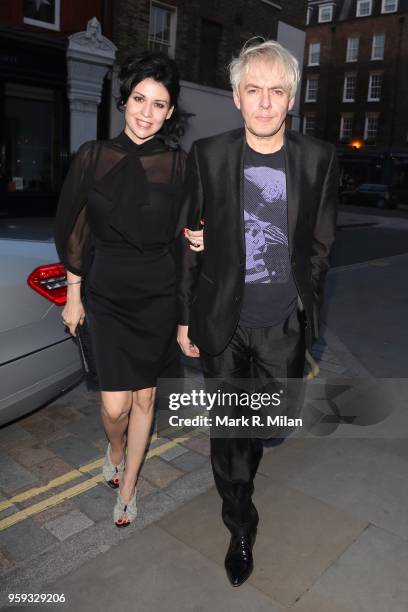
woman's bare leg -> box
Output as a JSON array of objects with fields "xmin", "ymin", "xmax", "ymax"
[
  {"xmin": 100, "ymin": 391, "xmax": 132, "ymax": 465},
  {"xmin": 118, "ymin": 386, "xmax": 156, "ymax": 519}
]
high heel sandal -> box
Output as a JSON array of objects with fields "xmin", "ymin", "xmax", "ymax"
[
  {"xmin": 113, "ymin": 489, "xmax": 137, "ymax": 528},
  {"xmin": 102, "ymin": 442, "xmax": 125, "ymax": 489}
]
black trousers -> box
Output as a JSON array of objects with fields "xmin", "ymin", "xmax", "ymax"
[{"xmin": 200, "ymin": 307, "xmax": 306, "ymax": 536}]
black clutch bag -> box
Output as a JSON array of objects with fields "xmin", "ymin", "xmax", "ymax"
[{"xmin": 75, "ymin": 319, "xmax": 99, "ymax": 390}]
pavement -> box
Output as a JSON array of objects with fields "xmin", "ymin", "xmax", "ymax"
[{"xmin": 0, "ymin": 209, "xmax": 407, "ymax": 611}]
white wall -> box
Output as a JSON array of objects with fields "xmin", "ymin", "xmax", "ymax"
[{"xmin": 109, "ymin": 76, "xmax": 243, "ymax": 152}]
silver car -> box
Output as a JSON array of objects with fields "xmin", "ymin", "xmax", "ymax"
[{"xmin": 0, "ymin": 219, "xmax": 82, "ymax": 426}]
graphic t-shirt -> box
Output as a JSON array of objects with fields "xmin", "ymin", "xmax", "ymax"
[{"xmin": 239, "ymin": 144, "xmax": 298, "ymax": 327}]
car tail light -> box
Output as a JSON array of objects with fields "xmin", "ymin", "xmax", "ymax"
[{"xmin": 27, "ymin": 263, "xmax": 67, "ymax": 306}]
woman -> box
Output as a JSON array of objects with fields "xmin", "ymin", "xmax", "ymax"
[{"xmin": 55, "ymin": 51, "xmax": 203, "ymax": 527}]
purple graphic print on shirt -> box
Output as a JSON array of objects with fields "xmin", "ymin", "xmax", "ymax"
[{"xmin": 244, "ymin": 164, "xmax": 290, "ymax": 285}]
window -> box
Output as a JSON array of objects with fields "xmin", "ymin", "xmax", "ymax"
[
  {"xmin": 340, "ymin": 114, "xmax": 354, "ymax": 140},
  {"xmin": 371, "ymin": 33, "xmax": 385, "ymax": 60},
  {"xmin": 303, "ymin": 115, "xmax": 316, "ymax": 136},
  {"xmin": 368, "ymin": 73, "xmax": 382, "ymax": 101},
  {"xmin": 381, "ymin": 0, "xmax": 398, "ymax": 13},
  {"xmin": 148, "ymin": 1, "xmax": 177, "ymax": 57},
  {"xmin": 346, "ymin": 37, "xmax": 359, "ymax": 62},
  {"xmin": 4, "ymin": 83, "xmax": 58, "ymax": 194},
  {"xmin": 306, "ymin": 6, "xmax": 313, "ymax": 24},
  {"xmin": 364, "ymin": 113, "xmax": 379, "ymax": 140},
  {"xmin": 318, "ymin": 4, "xmax": 334, "ymax": 22},
  {"xmin": 356, "ymin": 0, "xmax": 372, "ymax": 17},
  {"xmin": 23, "ymin": 0, "xmax": 60, "ymax": 31},
  {"xmin": 308, "ymin": 42, "xmax": 321, "ymax": 66},
  {"xmin": 305, "ymin": 77, "xmax": 319, "ymax": 102},
  {"xmin": 198, "ymin": 20, "xmax": 223, "ymax": 87},
  {"xmin": 343, "ymin": 74, "xmax": 357, "ymax": 102}
]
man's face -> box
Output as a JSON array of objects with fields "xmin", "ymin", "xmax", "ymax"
[{"xmin": 233, "ymin": 58, "xmax": 295, "ymax": 140}]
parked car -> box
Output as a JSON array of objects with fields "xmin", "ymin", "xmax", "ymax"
[
  {"xmin": 340, "ymin": 183, "xmax": 400, "ymax": 209},
  {"xmin": 0, "ymin": 219, "xmax": 82, "ymax": 426}
]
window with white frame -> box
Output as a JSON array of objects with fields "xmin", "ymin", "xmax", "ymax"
[
  {"xmin": 343, "ymin": 74, "xmax": 357, "ymax": 102},
  {"xmin": 308, "ymin": 42, "xmax": 321, "ymax": 66},
  {"xmin": 305, "ymin": 77, "xmax": 319, "ymax": 102},
  {"xmin": 340, "ymin": 114, "xmax": 354, "ymax": 140},
  {"xmin": 371, "ymin": 33, "xmax": 385, "ymax": 60},
  {"xmin": 381, "ymin": 0, "xmax": 398, "ymax": 13},
  {"xmin": 306, "ymin": 6, "xmax": 313, "ymax": 25},
  {"xmin": 346, "ymin": 37, "xmax": 359, "ymax": 62},
  {"xmin": 356, "ymin": 0, "xmax": 372, "ymax": 17},
  {"xmin": 303, "ymin": 115, "xmax": 316, "ymax": 136},
  {"xmin": 23, "ymin": 0, "xmax": 60, "ymax": 31},
  {"xmin": 368, "ymin": 73, "xmax": 382, "ymax": 101},
  {"xmin": 364, "ymin": 113, "xmax": 379, "ymax": 140},
  {"xmin": 318, "ymin": 4, "xmax": 334, "ymax": 22},
  {"xmin": 148, "ymin": 1, "xmax": 177, "ymax": 57}
]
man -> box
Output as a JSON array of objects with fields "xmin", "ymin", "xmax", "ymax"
[{"xmin": 178, "ymin": 40, "xmax": 338, "ymax": 587}]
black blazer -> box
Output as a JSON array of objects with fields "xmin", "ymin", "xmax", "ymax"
[{"xmin": 179, "ymin": 127, "xmax": 339, "ymax": 355}]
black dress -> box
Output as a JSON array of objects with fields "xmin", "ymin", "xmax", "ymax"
[{"xmin": 54, "ymin": 131, "xmax": 186, "ymax": 391}]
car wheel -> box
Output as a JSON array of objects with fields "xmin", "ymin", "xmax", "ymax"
[{"xmin": 376, "ymin": 199, "xmax": 386, "ymax": 209}]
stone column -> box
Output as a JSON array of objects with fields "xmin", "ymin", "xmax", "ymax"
[{"xmin": 66, "ymin": 17, "xmax": 117, "ymax": 152}]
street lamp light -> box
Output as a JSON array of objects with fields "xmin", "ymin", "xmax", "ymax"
[{"xmin": 351, "ymin": 139, "xmax": 363, "ymax": 150}]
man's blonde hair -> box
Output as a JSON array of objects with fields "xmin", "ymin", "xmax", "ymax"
[{"xmin": 229, "ymin": 38, "xmax": 300, "ymax": 98}]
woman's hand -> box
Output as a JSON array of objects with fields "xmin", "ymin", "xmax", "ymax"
[
  {"xmin": 62, "ymin": 271, "xmax": 85, "ymax": 336},
  {"xmin": 184, "ymin": 218, "xmax": 204, "ymax": 252},
  {"xmin": 62, "ymin": 298, "xmax": 85, "ymax": 337}
]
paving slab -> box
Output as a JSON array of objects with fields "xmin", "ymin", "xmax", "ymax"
[
  {"xmin": 47, "ymin": 525, "xmax": 286, "ymax": 612},
  {"xmin": 170, "ymin": 449, "xmax": 209, "ymax": 472},
  {"xmin": 163, "ymin": 462, "xmax": 213, "ymax": 504},
  {"xmin": 180, "ymin": 434, "xmax": 210, "ymax": 456},
  {"xmin": 0, "ymin": 423, "xmax": 33, "ymax": 450},
  {"xmin": 28, "ymin": 456, "xmax": 76, "ymax": 483},
  {"xmin": 158, "ymin": 443, "xmax": 189, "ymax": 461},
  {"xmin": 20, "ymin": 416, "xmax": 65, "ymax": 442},
  {"xmin": 293, "ymin": 590, "xmax": 353, "ymax": 612},
  {"xmin": 8, "ymin": 440, "xmax": 57, "ymax": 468},
  {"xmin": 0, "ymin": 518, "xmax": 57, "ymax": 563},
  {"xmin": 158, "ymin": 475, "xmax": 366, "ymax": 607},
  {"xmin": 32, "ymin": 500, "xmax": 77, "ymax": 526},
  {"xmin": 288, "ymin": 438, "xmax": 408, "ymax": 540},
  {"xmin": 0, "ymin": 454, "xmax": 39, "ymax": 495},
  {"xmin": 64, "ymin": 416, "xmax": 105, "ymax": 443},
  {"xmin": 297, "ymin": 525, "xmax": 408, "ymax": 612},
  {"xmin": 44, "ymin": 509, "xmax": 94, "ymax": 542},
  {"xmin": 47, "ymin": 434, "xmax": 101, "ymax": 466},
  {"xmin": 139, "ymin": 456, "xmax": 184, "ymax": 488},
  {"xmin": 74, "ymin": 484, "xmax": 118, "ymax": 523},
  {"xmin": 258, "ymin": 437, "xmax": 331, "ymax": 482}
]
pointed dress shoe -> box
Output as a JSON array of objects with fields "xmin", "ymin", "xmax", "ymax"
[{"xmin": 224, "ymin": 531, "xmax": 256, "ymax": 587}]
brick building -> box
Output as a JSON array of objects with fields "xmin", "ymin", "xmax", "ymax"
[
  {"xmin": 0, "ymin": 0, "xmax": 308, "ymax": 215},
  {"xmin": 300, "ymin": 0, "xmax": 408, "ymax": 188},
  {"xmin": 0, "ymin": 0, "xmax": 114, "ymax": 215},
  {"xmin": 109, "ymin": 0, "xmax": 308, "ymax": 148},
  {"xmin": 112, "ymin": 0, "xmax": 306, "ymax": 90}
]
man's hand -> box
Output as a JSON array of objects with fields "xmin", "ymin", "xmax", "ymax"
[
  {"xmin": 184, "ymin": 218, "xmax": 205, "ymax": 252},
  {"xmin": 177, "ymin": 325, "xmax": 200, "ymax": 358}
]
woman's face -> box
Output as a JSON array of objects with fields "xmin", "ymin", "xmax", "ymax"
[{"xmin": 124, "ymin": 78, "xmax": 174, "ymax": 144}]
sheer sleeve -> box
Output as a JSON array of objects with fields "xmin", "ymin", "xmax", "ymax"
[{"xmin": 54, "ymin": 141, "xmax": 95, "ymax": 276}]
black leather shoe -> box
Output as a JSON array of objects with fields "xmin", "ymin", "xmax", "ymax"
[{"xmin": 224, "ymin": 531, "xmax": 256, "ymax": 587}]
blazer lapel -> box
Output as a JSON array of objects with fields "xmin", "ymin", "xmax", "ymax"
[
  {"xmin": 227, "ymin": 129, "xmax": 246, "ymax": 256},
  {"xmin": 284, "ymin": 130, "xmax": 301, "ymax": 259}
]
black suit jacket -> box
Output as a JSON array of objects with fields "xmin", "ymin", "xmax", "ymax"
[{"xmin": 178, "ymin": 127, "xmax": 339, "ymax": 355}]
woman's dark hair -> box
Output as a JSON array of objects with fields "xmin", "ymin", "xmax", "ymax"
[{"xmin": 116, "ymin": 51, "xmax": 180, "ymax": 140}]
